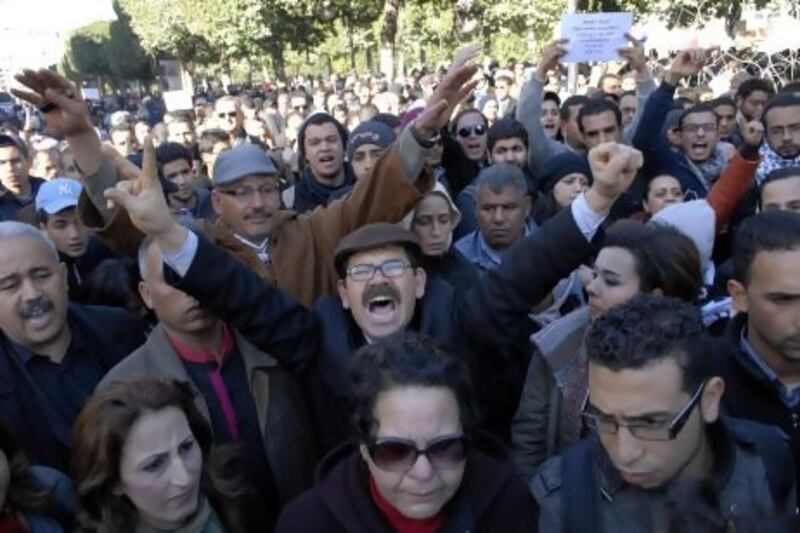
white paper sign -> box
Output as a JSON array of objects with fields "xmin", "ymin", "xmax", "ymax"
[
  {"xmin": 163, "ymin": 89, "xmax": 193, "ymax": 112},
  {"xmin": 560, "ymin": 12, "xmax": 633, "ymax": 63},
  {"xmin": 81, "ymin": 87, "xmax": 100, "ymax": 101}
]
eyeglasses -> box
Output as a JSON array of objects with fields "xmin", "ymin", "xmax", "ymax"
[
  {"xmin": 457, "ymin": 124, "xmax": 487, "ymax": 138},
  {"xmin": 218, "ymin": 185, "xmax": 279, "ymax": 201},
  {"xmin": 217, "ymin": 112, "xmax": 237, "ymax": 119},
  {"xmin": 346, "ymin": 259, "xmax": 411, "ymax": 282},
  {"xmin": 367, "ymin": 435, "xmax": 470, "ymax": 472},
  {"xmin": 681, "ymin": 123, "xmax": 717, "ymax": 134},
  {"xmin": 581, "ymin": 382, "xmax": 706, "ymax": 441}
]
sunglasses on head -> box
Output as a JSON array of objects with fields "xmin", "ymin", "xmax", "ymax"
[
  {"xmin": 366, "ymin": 435, "xmax": 469, "ymax": 473},
  {"xmin": 457, "ymin": 124, "xmax": 487, "ymax": 138}
]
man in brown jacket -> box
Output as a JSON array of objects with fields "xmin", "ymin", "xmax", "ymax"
[{"xmin": 13, "ymin": 46, "xmax": 479, "ymax": 308}]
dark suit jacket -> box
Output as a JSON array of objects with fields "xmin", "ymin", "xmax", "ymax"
[
  {"xmin": 169, "ymin": 207, "xmax": 599, "ymax": 450},
  {"xmin": 0, "ymin": 304, "xmax": 144, "ymax": 471}
]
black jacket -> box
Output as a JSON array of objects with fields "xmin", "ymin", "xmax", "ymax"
[
  {"xmin": 275, "ymin": 437, "xmax": 538, "ymax": 532},
  {"xmin": 0, "ymin": 304, "xmax": 145, "ymax": 471},
  {"xmin": 60, "ymin": 236, "xmax": 118, "ymax": 303},
  {"xmin": 711, "ymin": 313, "xmax": 800, "ymax": 493},
  {"xmin": 419, "ymin": 248, "xmax": 480, "ymax": 296},
  {"xmin": 171, "ymin": 207, "xmax": 599, "ymax": 451}
]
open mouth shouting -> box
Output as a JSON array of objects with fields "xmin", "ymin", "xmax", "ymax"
[{"xmin": 21, "ymin": 298, "xmax": 55, "ymax": 331}]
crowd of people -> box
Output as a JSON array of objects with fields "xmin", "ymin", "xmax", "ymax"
[{"xmin": 0, "ymin": 33, "xmax": 798, "ymax": 532}]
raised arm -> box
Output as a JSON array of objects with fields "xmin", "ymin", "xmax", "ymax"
[
  {"xmin": 12, "ymin": 69, "xmax": 146, "ymax": 256},
  {"xmin": 618, "ymin": 34, "xmax": 656, "ymax": 143},
  {"xmin": 516, "ymin": 40, "xmax": 570, "ymax": 176},
  {"xmin": 632, "ymin": 48, "xmax": 715, "ymax": 183},
  {"xmin": 301, "ymin": 45, "xmax": 482, "ymax": 250},
  {"xmin": 103, "ymin": 137, "xmax": 320, "ymax": 373},
  {"xmin": 13, "ymin": 69, "xmax": 114, "ymax": 220},
  {"xmin": 460, "ymin": 143, "xmax": 643, "ymax": 348},
  {"xmin": 706, "ymin": 120, "xmax": 763, "ymax": 231}
]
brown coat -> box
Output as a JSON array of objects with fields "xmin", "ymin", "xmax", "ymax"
[
  {"xmin": 78, "ymin": 133, "xmax": 434, "ymax": 308},
  {"xmin": 98, "ymin": 323, "xmax": 317, "ymax": 502}
]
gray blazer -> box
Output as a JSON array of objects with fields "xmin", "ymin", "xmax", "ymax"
[{"xmin": 99, "ymin": 323, "xmax": 318, "ymax": 502}]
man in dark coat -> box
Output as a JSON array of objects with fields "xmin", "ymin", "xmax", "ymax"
[
  {"xmin": 0, "ymin": 221, "xmax": 144, "ymax": 472},
  {"xmin": 713, "ymin": 211, "xmax": 800, "ymax": 493},
  {"xmin": 104, "ymin": 132, "xmax": 643, "ymax": 452}
]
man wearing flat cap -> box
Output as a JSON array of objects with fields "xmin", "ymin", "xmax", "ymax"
[
  {"xmin": 103, "ymin": 95, "xmax": 645, "ymax": 451},
  {"xmin": 13, "ymin": 50, "xmax": 479, "ymax": 308}
]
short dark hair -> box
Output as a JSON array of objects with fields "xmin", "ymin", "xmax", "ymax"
[
  {"xmin": 0, "ymin": 133, "xmax": 28, "ymax": 159},
  {"xmin": 487, "ymin": 117, "xmax": 529, "ymax": 151},
  {"xmin": 712, "ymin": 95, "xmax": 736, "ymax": 110},
  {"xmin": 736, "ymin": 78, "xmax": 775, "ymax": 100},
  {"xmin": 560, "ymin": 95, "xmax": 590, "ymax": 122},
  {"xmin": 349, "ymin": 332, "xmax": 476, "ymax": 442},
  {"xmin": 577, "ymin": 98, "xmax": 622, "ymax": 133},
  {"xmin": 679, "ymin": 103, "xmax": 718, "ymax": 130},
  {"xmin": 586, "ymin": 295, "xmax": 709, "ymax": 393},
  {"xmin": 298, "ymin": 113, "xmax": 348, "ymax": 171},
  {"xmin": 604, "ymin": 221, "xmax": 702, "ymax": 302},
  {"xmin": 197, "ymin": 129, "xmax": 231, "ymax": 155},
  {"xmin": 619, "ymin": 90, "xmax": 636, "ymax": 101},
  {"xmin": 759, "ymin": 166, "xmax": 800, "ymax": 207},
  {"xmin": 733, "ymin": 211, "xmax": 800, "ymax": 285},
  {"xmin": 155, "ymin": 142, "xmax": 192, "ymax": 178},
  {"xmin": 762, "ymin": 93, "xmax": 800, "ymax": 128},
  {"xmin": 543, "ymin": 91, "xmax": 561, "ymax": 107}
]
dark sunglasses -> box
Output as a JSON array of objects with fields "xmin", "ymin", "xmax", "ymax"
[
  {"xmin": 457, "ymin": 124, "xmax": 486, "ymax": 138},
  {"xmin": 367, "ymin": 435, "xmax": 469, "ymax": 472},
  {"xmin": 217, "ymin": 112, "xmax": 237, "ymax": 118}
]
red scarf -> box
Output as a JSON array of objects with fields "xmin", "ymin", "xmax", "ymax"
[
  {"xmin": 0, "ymin": 510, "xmax": 28, "ymax": 533},
  {"xmin": 369, "ymin": 476, "xmax": 447, "ymax": 533}
]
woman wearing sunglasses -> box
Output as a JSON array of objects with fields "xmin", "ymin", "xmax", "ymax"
[
  {"xmin": 440, "ymin": 109, "xmax": 490, "ymax": 198},
  {"xmin": 276, "ymin": 333, "xmax": 539, "ymax": 532}
]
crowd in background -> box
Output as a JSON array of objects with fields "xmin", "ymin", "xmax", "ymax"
[{"xmin": 0, "ymin": 35, "xmax": 798, "ymax": 532}]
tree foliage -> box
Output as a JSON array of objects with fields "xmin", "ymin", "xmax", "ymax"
[
  {"xmin": 71, "ymin": 0, "xmax": 788, "ymax": 82},
  {"xmin": 61, "ymin": 6, "xmax": 154, "ymax": 88}
]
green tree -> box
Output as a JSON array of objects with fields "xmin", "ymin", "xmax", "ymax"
[
  {"xmin": 64, "ymin": 22, "xmax": 111, "ymax": 85},
  {"xmin": 106, "ymin": 1, "xmax": 155, "ymax": 82}
]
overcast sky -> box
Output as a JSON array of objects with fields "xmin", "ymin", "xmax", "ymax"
[{"xmin": 0, "ymin": 0, "xmax": 115, "ymax": 32}]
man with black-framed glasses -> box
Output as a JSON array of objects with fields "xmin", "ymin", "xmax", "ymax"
[{"xmin": 533, "ymin": 295, "xmax": 798, "ymax": 532}]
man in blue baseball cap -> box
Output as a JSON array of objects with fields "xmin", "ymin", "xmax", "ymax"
[{"xmin": 36, "ymin": 178, "xmax": 116, "ymax": 301}]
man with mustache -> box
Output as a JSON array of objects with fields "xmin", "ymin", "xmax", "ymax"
[
  {"xmin": 96, "ymin": 236, "xmax": 317, "ymax": 530},
  {"xmin": 755, "ymin": 94, "xmax": 800, "ymax": 185},
  {"xmin": 12, "ymin": 46, "xmax": 480, "ymax": 309},
  {"xmin": 0, "ymin": 221, "xmax": 144, "ymax": 472},
  {"xmin": 715, "ymin": 211, "xmax": 800, "ymax": 494},
  {"xmin": 103, "ymin": 122, "xmax": 643, "ymax": 452}
]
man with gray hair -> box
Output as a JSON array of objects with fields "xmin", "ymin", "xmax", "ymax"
[
  {"xmin": 455, "ymin": 164, "xmax": 533, "ymax": 273},
  {"xmin": 0, "ymin": 221, "xmax": 144, "ymax": 472}
]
